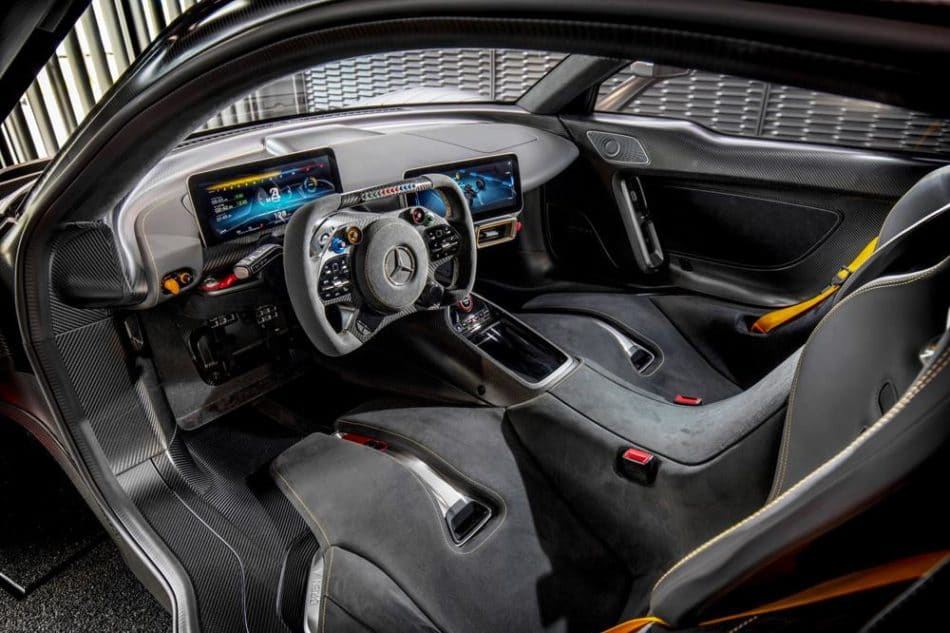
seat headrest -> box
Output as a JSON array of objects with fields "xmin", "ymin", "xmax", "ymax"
[{"xmin": 880, "ymin": 164, "xmax": 950, "ymax": 245}]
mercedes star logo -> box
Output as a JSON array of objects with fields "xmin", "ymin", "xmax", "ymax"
[{"xmin": 384, "ymin": 245, "xmax": 416, "ymax": 286}]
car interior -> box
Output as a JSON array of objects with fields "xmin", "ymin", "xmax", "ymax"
[{"xmin": 2, "ymin": 4, "xmax": 950, "ymax": 633}]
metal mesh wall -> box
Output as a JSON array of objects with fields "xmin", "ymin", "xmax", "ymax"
[
  {"xmin": 0, "ymin": 0, "xmax": 201, "ymax": 167},
  {"xmin": 300, "ymin": 48, "xmax": 565, "ymax": 111},
  {"xmin": 597, "ymin": 66, "xmax": 950, "ymax": 157},
  {"xmin": 0, "ymin": 9, "xmax": 564, "ymax": 169}
]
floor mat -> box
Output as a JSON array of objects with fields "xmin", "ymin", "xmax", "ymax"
[
  {"xmin": 0, "ymin": 422, "xmax": 167, "ymax": 631},
  {"xmin": 0, "ymin": 423, "xmax": 101, "ymax": 597},
  {"xmin": 0, "ymin": 540, "xmax": 167, "ymax": 633}
]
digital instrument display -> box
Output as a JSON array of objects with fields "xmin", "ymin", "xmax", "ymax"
[
  {"xmin": 406, "ymin": 155, "xmax": 521, "ymax": 219},
  {"xmin": 189, "ymin": 149, "xmax": 341, "ymax": 245}
]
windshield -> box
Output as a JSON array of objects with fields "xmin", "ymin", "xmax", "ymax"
[
  {"xmin": 0, "ymin": 20, "xmax": 565, "ymax": 168},
  {"xmin": 201, "ymin": 49, "xmax": 566, "ymax": 131}
]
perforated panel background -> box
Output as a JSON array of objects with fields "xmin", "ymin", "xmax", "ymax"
[
  {"xmin": 303, "ymin": 49, "xmax": 565, "ymax": 111},
  {"xmin": 598, "ymin": 68, "xmax": 950, "ymax": 156}
]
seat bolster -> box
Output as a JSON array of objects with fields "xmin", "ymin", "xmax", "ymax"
[
  {"xmin": 650, "ymin": 333, "xmax": 950, "ymax": 626},
  {"xmin": 272, "ymin": 407, "xmax": 629, "ymax": 633},
  {"xmin": 313, "ymin": 547, "xmax": 442, "ymax": 633}
]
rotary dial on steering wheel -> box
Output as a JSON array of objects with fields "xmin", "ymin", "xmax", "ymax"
[{"xmin": 284, "ymin": 175, "xmax": 477, "ymax": 356}]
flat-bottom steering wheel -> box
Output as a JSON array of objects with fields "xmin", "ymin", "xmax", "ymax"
[{"xmin": 284, "ymin": 174, "xmax": 476, "ymax": 356}]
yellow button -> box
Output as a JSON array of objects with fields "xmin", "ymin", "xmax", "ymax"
[{"xmin": 162, "ymin": 277, "xmax": 181, "ymax": 295}]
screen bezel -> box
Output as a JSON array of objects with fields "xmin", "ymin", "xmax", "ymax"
[
  {"xmin": 404, "ymin": 153, "xmax": 522, "ymax": 220},
  {"xmin": 188, "ymin": 147, "xmax": 342, "ymax": 246}
]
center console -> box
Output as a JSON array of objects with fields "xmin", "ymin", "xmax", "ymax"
[{"xmin": 448, "ymin": 296, "xmax": 572, "ymax": 386}]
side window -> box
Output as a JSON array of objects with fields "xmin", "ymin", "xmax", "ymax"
[{"xmin": 596, "ymin": 65, "xmax": 950, "ymax": 156}]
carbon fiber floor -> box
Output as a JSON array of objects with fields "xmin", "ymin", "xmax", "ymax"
[{"xmin": 119, "ymin": 408, "xmax": 318, "ymax": 633}]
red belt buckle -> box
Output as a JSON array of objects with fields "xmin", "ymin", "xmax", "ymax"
[{"xmin": 618, "ymin": 447, "xmax": 659, "ymax": 485}]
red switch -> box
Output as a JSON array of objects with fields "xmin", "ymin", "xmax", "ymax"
[{"xmin": 618, "ymin": 446, "xmax": 659, "ymax": 485}]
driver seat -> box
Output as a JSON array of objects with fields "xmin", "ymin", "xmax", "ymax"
[{"xmin": 271, "ymin": 173, "xmax": 950, "ymax": 632}]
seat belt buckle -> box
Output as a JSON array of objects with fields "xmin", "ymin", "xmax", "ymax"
[
  {"xmin": 674, "ymin": 394, "xmax": 703, "ymax": 406},
  {"xmin": 832, "ymin": 265, "xmax": 853, "ymax": 285},
  {"xmin": 618, "ymin": 447, "xmax": 659, "ymax": 485}
]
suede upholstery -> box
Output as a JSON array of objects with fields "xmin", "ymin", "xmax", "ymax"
[
  {"xmin": 547, "ymin": 352, "xmax": 799, "ymax": 465},
  {"xmin": 272, "ymin": 407, "xmax": 628, "ymax": 633},
  {"xmin": 519, "ymin": 293, "xmax": 742, "ymax": 403}
]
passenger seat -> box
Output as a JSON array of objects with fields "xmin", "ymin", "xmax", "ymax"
[{"xmin": 519, "ymin": 165, "xmax": 950, "ymax": 405}]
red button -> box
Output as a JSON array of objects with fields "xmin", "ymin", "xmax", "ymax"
[
  {"xmin": 674, "ymin": 394, "xmax": 703, "ymax": 406},
  {"xmin": 622, "ymin": 447, "xmax": 654, "ymax": 465}
]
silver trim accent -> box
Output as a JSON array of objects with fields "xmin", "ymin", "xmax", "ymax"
[
  {"xmin": 333, "ymin": 433, "xmax": 492, "ymax": 545},
  {"xmin": 303, "ymin": 554, "xmax": 325, "ymax": 633},
  {"xmin": 591, "ymin": 320, "xmax": 657, "ymax": 374}
]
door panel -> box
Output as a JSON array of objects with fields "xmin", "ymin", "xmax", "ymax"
[
  {"xmin": 555, "ymin": 114, "xmax": 941, "ymax": 306},
  {"xmin": 643, "ymin": 182, "xmax": 840, "ymax": 269}
]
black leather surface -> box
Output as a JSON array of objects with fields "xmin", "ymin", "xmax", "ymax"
[
  {"xmin": 650, "ymin": 258, "xmax": 950, "ymax": 626},
  {"xmin": 771, "ymin": 260, "xmax": 950, "ymax": 497},
  {"xmin": 520, "ymin": 293, "xmax": 742, "ymax": 402},
  {"xmin": 645, "ymin": 183, "xmax": 841, "ymax": 269},
  {"xmin": 272, "ymin": 407, "xmax": 628, "ymax": 633},
  {"xmin": 879, "ymin": 164, "xmax": 950, "ymax": 245}
]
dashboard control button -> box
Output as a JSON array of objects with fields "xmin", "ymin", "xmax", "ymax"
[
  {"xmin": 330, "ymin": 236, "xmax": 347, "ymax": 254},
  {"xmin": 162, "ymin": 277, "xmax": 181, "ymax": 295},
  {"xmin": 319, "ymin": 255, "xmax": 352, "ymax": 301},
  {"xmin": 424, "ymin": 225, "xmax": 461, "ymax": 258},
  {"xmin": 417, "ymin": 282, "xmax": 445, "ymax": 308}
]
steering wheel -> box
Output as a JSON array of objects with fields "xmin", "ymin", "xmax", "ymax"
[{"xmin": 284, "ymin": 174, "xmax": 477, "ymax": 356}]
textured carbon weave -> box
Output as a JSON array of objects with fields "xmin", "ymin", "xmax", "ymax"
[
  {"xmin": 120, "ymin": 460, "xmax": 248, "ymax": 633},
  {"xmin": 48, "ymin": 225, "xmax": 117, "ymax": 334},
  {"xmin": 55, "ymin": 320, "xmax": 167, "ymax": 473},
  {"xmin": 566, "ymin": 116, "xmax": 934, "ymax": 198},
  {"xmin": 126, "ymin": 424, "xmax": 315, "ymax": 633}
]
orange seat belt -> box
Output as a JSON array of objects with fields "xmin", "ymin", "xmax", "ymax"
[
  {"xmin": 604, "ymin": 550, "xmax": 949, "ymax": 633},
  {"xmin": 750, "ymin": 236, "xmax": 879, "ymax": 334}
]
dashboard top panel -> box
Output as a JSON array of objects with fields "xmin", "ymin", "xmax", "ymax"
[{"xmin": 116, "ymin": 109, "xmax": 578, "ymax": 308}]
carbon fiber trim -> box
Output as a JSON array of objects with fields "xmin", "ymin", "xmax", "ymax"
[
  {"xmin": 55, "ymin": 320, "xmax": 168, "ymax": 473},
  {"xmin": 568, "ymin": 115, "xmax": 934, "ymax": 198},
  {"xmin": 120, "ymin": 423, "xmax": 315, "ymax": 633},
  {"xmin": 49, "ymin": 225, "xmax": 120, "ymax": 334}
]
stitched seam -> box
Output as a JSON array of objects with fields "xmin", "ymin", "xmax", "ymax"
[
  {"xmin": 771, "ymin": 260, "xmax": 949, "ymax": 496},
  {"xmin": 654, "ymin": 345, "xmax": 950, "ymax": 595},
  {"xmin": 273, "ymin": 468, "xmax": 334, "ymax": 545},
  {"xmin": 652, "ymin": 341, "xmax": 950, "ymax": 595},
  {"xmin": 727, "ymin": 616, "xmax": 759, "ymax": 633},
  {"xmin": 338, "ymin": 419, "xmax": 508, "ymax": 554}
]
